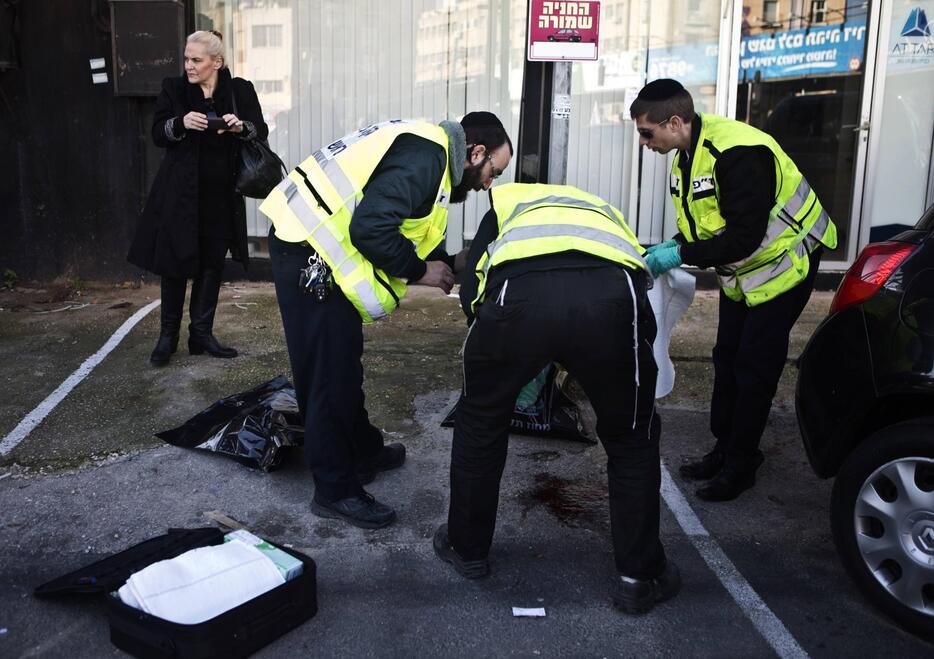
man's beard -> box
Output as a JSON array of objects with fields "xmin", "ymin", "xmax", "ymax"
[{"xmin": 450, "ymin": 161, "xmax": 486, "ymax": 203}]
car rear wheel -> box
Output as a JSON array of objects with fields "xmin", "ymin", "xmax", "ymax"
[{"xmin": 831, "ymin": 417, "xmax": 934, "ymax": 638}]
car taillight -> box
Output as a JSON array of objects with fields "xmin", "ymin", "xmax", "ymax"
[{"xmin": 829, "ymin": 241, "xmax": 916, "ymax": 315}]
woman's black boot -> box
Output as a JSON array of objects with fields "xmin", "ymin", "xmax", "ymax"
[
  {"xmin": 188, "ymin": 268, "xmax": 238, "ymax": 358},
  {"xmin": 150, "ymin": 276, "xmax": 186, "ymax": 366}
]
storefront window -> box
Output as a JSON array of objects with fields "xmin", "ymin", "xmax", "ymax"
[{"xmin": 738, "ymin": 0, "xmax": 871, "ymax": 261}]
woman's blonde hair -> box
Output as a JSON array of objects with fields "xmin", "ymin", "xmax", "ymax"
[{"xmin": 186, "ymin": 30, "xmax": 226, "ymax": 67}]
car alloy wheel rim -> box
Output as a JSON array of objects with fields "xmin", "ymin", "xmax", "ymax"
[{"xmin": 854, "ymin": 457, "xmax": 934, "ymax": 616}]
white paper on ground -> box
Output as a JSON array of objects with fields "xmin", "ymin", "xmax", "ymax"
[
  {"xmin": 647, "ymin": 268, "xmax": 696, "ymax": 399},
  {"xmin": 117, "ymin": 539, "xmax": 284, "ymax": 624},
  {"xmin": 512, "ymin": 607, "xmax": 546, "ymax": 617}
]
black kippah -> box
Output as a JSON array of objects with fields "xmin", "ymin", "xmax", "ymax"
[{"xmin": 637, "ymin": 79, "xmax": 685, "ymax": 101}]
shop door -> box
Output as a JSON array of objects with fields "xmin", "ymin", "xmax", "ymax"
[
  {"xmin": 736, "ymin": 0, "xmax": 874, "ymax": 264},
  {"xmin": 736, "ymin": 0, "xmax": 870, "ymax": 268}
]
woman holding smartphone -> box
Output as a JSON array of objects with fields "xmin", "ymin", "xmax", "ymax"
[{"xmin": 128, "ymin": 30, "xmax": 268, "ymax": 366}]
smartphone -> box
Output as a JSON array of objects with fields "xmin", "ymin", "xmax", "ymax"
[{"xmin": 206, "ymin": 117, "xmax": 228, "ymax": 131}]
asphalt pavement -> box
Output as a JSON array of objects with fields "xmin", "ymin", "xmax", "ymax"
[{"xmin": 0, "ymin": 280, "xmax": 931, "ymax": 658}]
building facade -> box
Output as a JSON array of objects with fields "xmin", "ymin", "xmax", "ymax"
[{"xmin": 0, "ymin": 1, "xmax": 930, "ymax": 279}]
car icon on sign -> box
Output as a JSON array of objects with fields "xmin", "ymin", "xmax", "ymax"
[{"xmin": 548, "ymin": 29, "xmax": 582, "ymax": 42}]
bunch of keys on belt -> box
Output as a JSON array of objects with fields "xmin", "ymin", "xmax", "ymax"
[{"xmin": 298, "ymin": 253, "xmax": 332, "ymax": 302}]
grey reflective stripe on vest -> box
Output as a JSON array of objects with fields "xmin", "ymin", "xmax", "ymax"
[
  {"xmin": 807, "ymin": 209, "xmax": 832, "ymax": 245},
  {"xmin": 500, "ymin": 196, "xmax": 623, "ymax": 230},
  {"xmin": 485, "ymin": 223, "xmax": 645, "ymax": 270},
  {"xmin": 781, "ymin": 177, "xmax": 813, "ymax": 219},
  {"xmin": 282, "ymin": 179, "xmax": 388, "ymax": 318},
  {"xmin": 312, "ymin": 150, "xmax": 358, "ymax": 213},
  {"xmin": 722, "ymin": 184, "xmax": 830, "ymax": 274},
  {"xmin": 354, "ymin": 280, "xmax": 388, "ymax": 321},
  {"xmin": 727, "ymin": 239, "xmax": 810, "ymax": 293},
  {"xmin": 721, "ymin": 214, "xmax": 794, "ymax": 274}
]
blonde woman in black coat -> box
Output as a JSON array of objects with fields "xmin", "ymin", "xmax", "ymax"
[{"xmin": 128, "ymin": 30, "xmax": 268, "ymax": 366}]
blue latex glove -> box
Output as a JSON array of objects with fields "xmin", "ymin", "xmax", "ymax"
[
  {"xmin": 645, "ymin": 239, "xmax": 679, "ymax": 255},
  {"xmin": 645, "ymin": 244, "xmax": 682, "ymax": 278}
]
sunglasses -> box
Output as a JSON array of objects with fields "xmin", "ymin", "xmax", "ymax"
[{"xmin": 637, "ymin": 116, "xmax": 673, "ymax": 140}]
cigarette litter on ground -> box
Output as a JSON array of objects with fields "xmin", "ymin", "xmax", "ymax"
[{"xmin": 511, "ymin": 607, "xmax": 546, "ymax": 617}]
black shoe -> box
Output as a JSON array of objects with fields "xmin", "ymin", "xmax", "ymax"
[
  {"xmin": 310, "ymin": 492, "xmax": 396, "ymax": 529},
  {"xmin": 679, "ymin": 450, "xmax": 724, "ymax": 480},
  {"xmin": 149, "ymin": 333, "xmax": 179, "ymax": 367},
  {"xmin": 432, "ymin": 524, "xmax": 489, "ymax": 579},
  {"xmin": 188, "ymin": 334, "xmax": 238, "ymax": 358},
  {"xmin": 613, "ymin": 561, "xmax": 682, "ymax": 614},
  {"xmin": 357, "ymin": 443, "xmax": 406, "ymax": 485},
  {"xmin": 695, "ymin": 455, "xmax": 764, "ymax": 502}
]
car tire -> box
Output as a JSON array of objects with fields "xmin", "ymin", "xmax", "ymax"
[
  {"xmin": 831, "ymin": 417, "xmax": 934, "ymax": 638},
  {"xmin": 548, "ymin": 36, "xmax": 555, "ymax": 41}
]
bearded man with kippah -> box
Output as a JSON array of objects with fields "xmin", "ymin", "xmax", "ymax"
[{"xmin": 630, "ymin": 79, "xmax": 837, "ymax": 501}]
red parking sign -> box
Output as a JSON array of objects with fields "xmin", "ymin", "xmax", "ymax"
[{"xmin": 528, "ymin": 0, "xmax": 601, "ymax": 61}]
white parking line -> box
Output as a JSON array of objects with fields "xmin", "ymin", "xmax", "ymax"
[
  {"xmin": 660, "ymin": 465, "xmax": 809, "ymax": 659},
  {"xmin": 0, "ymin": 299, "xmax": 161, "ymax": 456}
]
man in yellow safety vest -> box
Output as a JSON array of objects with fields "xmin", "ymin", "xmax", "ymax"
[
  {"xmin": 260, "ymin": 113, "xmax": 512, "ymax": 528},
  {"xmin": 631, "ymin": 79, "xmax": 836, "ymax": 501}
]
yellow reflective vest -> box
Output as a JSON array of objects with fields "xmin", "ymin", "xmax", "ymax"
[
  {"xmin": 671, "ymin": 113, "xmax": 837, "ymax": 306},
  {"xmin": 259, "ymin": 120, "xmax": 452, "ymax": 323},
  {"xmin": 470, "ymin": 183, "xmax": 647, "ymax": 312}
]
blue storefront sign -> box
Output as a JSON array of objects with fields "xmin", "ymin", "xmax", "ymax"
[
  {"xmin": 647, "ymin": 43, "xmax": 720, "ymax": 86},
  {"xmin": 644, "ymin": 21, "xmax": 868, "ymax": 86},
  {"xmin": 739, "ymin": 21, "xmax": 868, "ymax": 80}
]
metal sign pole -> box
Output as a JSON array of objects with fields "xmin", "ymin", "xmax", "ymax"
[{"xmin": 547, "ymin": 61, "xmax": 571, "ymax": 185}]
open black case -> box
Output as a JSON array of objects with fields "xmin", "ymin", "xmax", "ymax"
[{"xmin": 34, "ymin": 528, "xmax": 317, "ymax": 658}]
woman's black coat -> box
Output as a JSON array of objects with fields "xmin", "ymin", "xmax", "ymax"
[{"xmin": 127, "ymin": 69, "xmax": 268, "ymax": 278}]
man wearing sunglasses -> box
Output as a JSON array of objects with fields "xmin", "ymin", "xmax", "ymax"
[
  {"xmin": 261, "ymin": 112, "xmax": 513, "ymax": 529},
  {"xmin": 630, "ymin": 79, "xmax": 837, "ymax": 501}
]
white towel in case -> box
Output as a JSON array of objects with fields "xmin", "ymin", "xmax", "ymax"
[{"xmin": 117, "ymin": 539, "xmax": 285, "ymax": 624}]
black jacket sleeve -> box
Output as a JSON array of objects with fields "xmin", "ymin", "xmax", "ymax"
[
  {"xmin": 151, "ymin": 78, "xmax": 185, "ymax": 148},
  {"xmin": 458, "ymin": 208, "xmax": 498, "ymax": 319},
  {"xmin": 348, "ymin": 135, "xmax": 447, "ymax": 281},
  {"xmin": 232, "ymin": 78, "xmax": 269, "ymax": 142},
  {"xmin": 678, "ymin": 145, "xmax": 775, "ymax": 269}
]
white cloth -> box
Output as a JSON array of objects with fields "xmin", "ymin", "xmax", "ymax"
[
  {"xmin": 647, "ymin": 268, "xmax": 696, "ymax": 399},
  {"xmin": 117, "ymin": 539, "xmax": 285, "ymax": 624}
]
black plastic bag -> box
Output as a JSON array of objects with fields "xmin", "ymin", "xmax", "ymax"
[
  {"xmin": 442, "ymin": 364, "xmax": 592, "ymax": 443},
  {"xmin": 157, "ymin": 376, "xmax": 304, "ymax": 471}
]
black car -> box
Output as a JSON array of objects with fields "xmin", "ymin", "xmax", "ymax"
[{"xmin": 796, "ymin": 205, "xmax": 934, "ymax": 638}]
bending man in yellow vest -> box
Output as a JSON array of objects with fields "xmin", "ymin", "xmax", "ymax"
[
  {"xmin": 433, "ymin": 183, "xmax": 680, "ymax": 614},
  {"xmin": 260, "ymin": 114, "xmax": 513, "ymax": 528},
  {"xmin": 631, "ymin": 79, "xmax": 837, "ymax": 502}
]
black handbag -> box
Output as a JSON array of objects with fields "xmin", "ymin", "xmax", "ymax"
[{"xmin": 231, "ymin": 88, "xmax": 287, "ymax": 199}]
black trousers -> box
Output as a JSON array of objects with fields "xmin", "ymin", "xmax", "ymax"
[
  {"xmin": 448, "ymin": 266, "xmax": 666, "ymax": 579},
  {"xmin": 710, "ymin": 250, "xmax": 823, "ymax": 465},
  {"xmin": 269, "ymin": 229, "xmax": 384, "ymax": 502}
]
